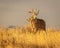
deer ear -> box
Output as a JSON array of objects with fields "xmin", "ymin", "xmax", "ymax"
[
  {"xmin": 26, "ymin": 19, "xmax": 29, "ymax": 21},
  {"xmin": 26, "ymin": 18, "xmax": 31, "ymax": 21}
]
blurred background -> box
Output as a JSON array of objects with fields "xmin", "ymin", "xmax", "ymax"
[{"xmin": 0, "ymin": 0, "xmax": 60, "ymax": 29}]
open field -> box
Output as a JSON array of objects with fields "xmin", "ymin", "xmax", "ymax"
[{"xmin": 0, "ymin": 27, "xmax": 60, "ymax": 48}]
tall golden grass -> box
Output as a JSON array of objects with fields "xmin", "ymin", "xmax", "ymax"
[{"xmin": 0, "ymin": 27, "xmax": 60, "ymax": 48}]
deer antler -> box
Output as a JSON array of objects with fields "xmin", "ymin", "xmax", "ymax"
[{"xmin": 28, "ymin": 9, "xmax": 39, "ymax": 15}]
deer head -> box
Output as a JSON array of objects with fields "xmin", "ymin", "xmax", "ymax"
[{"xmin": 27, "ymin": 9, "xmax": 39, "ymax": 21}]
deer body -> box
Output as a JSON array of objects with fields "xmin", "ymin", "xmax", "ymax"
[
  {"xmin": 28, "ymin": 9, "xmax": 46, "ymax": 32},
  {"xmin": 29, "ymin": 17, "xmax": 46, "ymax": 32}
]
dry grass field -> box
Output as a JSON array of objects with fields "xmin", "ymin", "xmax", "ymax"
[{"xmin": 0, "ymin": 27, "xmax": 60, "ymax": 48}]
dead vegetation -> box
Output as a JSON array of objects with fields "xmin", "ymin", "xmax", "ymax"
[{"xmin": 0, "ymin": 27, "xmax": 60, "ymax": 48}]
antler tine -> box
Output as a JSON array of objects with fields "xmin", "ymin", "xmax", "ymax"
[
  {"xmin": 35, "ymin": 9, "xmax": 39, "ymax": 15},
  {"xmin": 28, "ymin": 9, "xmax": 33, "ymax": 13},
  {"xmin": 37, "ymin": 9, "xmax": 39, "ymax": 15}
]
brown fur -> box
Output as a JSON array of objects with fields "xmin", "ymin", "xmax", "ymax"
[{"xmin": 29, "ymin": 18, "xmax": 46, "ymax": 32}]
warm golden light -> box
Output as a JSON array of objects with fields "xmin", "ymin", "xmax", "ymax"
[{"xmin": 0, "ymin": 27, "xmax": 60, "ymax": 48}]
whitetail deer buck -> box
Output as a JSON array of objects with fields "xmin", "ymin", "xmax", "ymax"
[{"xmin": 27, "ymin": 9, "xmax": 46, "ymax": 32}]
